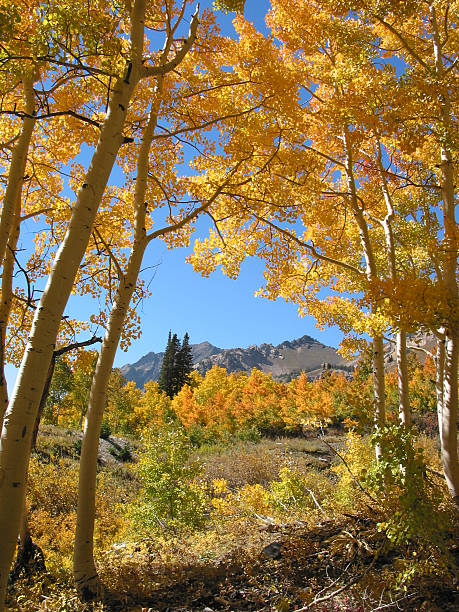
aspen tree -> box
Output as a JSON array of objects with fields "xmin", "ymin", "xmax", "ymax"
[
  {"xmin": 0, "ymin": 4, "xmax": 40, "ymax": 418},
  {"xmin": 189, "ymin": 0, "xmax": 457, "ymax": 482},
  {"xmin": 0, "ymin": 0, "xmax": 124, "ymax": 425},
  {"xmin": 430, "ymin": 3, "xmax": 459, "ymax": 501},
  {"xmin": 73, "ymin": 7, "xmax": 255, "ymax": 595},
  {"xmin": 355, "ymin": 0, "xmax": 459, "ymax": 498},
  {"xmin": 74, "ymin": 141, "xmax": 248, "ymax": 600},
  {"xmin": 0, "ymin": 1, "xmax": 201, "ymax": 605}
]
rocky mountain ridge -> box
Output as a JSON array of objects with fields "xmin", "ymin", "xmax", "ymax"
[{"xmin": 120, "ymin": 335, "xmax": 354, "ymax": 388}]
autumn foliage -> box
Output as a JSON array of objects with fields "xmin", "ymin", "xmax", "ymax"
[
  {"xmin": 0, "ymin": 0, "xmax": 457, "ymax": 609},
  {"xmin": 44, "ymin": 355, "xmax": 440, "ymax": 443}
]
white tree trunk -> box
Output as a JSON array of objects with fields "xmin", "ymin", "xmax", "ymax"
[
  {"xmin": 73, "ymin": 98, "xmax": 153, "ymax": 589},
  {"xmin": 344, "ymin": 132, "xmax": 386, "ymax": 457},
  {"xmin": 0, "ymin": 220, "xmax": 19, "ymax": 426},
  {"xmin": 377, "ymin": 147, "xmax": 410, "ymax": 426},
  {"xmin": 0, "ymin": 77, "xmax": 36, "ymax": 266},
  {"xmin": 430, "ymin": 5, "xmax": 459, "ymax": 501},
  {"xmin": 435, "ymin": 332, "xmax": 445, "ymax": 440},
  {"xmin": 0, "ymin": 64, "xmax": 141, "ymax": 609},
  {"xmin": 396, "ymin": 330, "xmax": 410, "ymax": 426},
  {"xmin": 71, "ymin": 8, "xmax": 202, "ymax": 595},
  {"xmin": 372, "ymin": 335, "xmax": 386, "ymax": 460},
  {"xmin": 0, "ymin": 78, "xmax": 36, "ymax": 425},
  {"xmin": 441, "ymin": 330, "xmax": 459, "ymax": 500},
  {"xmin": 73, "ymin": 239, "xmax": 148, "ymax": 600}
]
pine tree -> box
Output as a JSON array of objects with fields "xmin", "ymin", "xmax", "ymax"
[
  {"xmin": 175, "ymin": 332, "xmax": 194, "ymax": 391},
  {"xmin": 158, "ymin": 331, "xmax": 177, "ymax": 398},
  {"xmin": 158, "ymin": 332, "xmax": 194, "ymax": 398}
]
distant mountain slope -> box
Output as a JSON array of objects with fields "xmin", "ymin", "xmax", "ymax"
[{"xmin": 120, "ymin": 335, "xmax": 353, "ymax": 388}]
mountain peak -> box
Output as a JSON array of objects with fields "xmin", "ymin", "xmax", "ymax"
[{"xmin": 120, "ymin": 335, "xmax": 353, "ymax": 388}]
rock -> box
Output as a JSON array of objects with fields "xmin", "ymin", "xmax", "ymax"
[{"xmin": 262, "ymin": 541, "xmax": 282, "ymax": 559}]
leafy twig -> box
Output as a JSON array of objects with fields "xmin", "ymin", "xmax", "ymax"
[{"xmin": 319, "ymin": 435, "xmax": 378, "ymax": 507}]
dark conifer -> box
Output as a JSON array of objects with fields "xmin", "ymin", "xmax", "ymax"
[
  {"xmin": 158, "ymin": 331, "xmax": 194, "ymax": 397},
  {"xmin": 158, "ymin": 331, "xmax": 177, "ymax": 398},
  {"xmin": 175, "ymin": 332, "xmax": 194, "ymax": 391}
]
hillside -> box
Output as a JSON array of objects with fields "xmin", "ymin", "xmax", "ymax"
[
  {"xmin": 121, "ymin": 335, "xmax": 354, "ymax": 388},
  {"xmin": 11, "ymin": 425, "xmax": 457, "ymax": 612}
]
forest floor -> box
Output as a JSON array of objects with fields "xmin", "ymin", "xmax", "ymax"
[{"xmin": 7, "ymin": 426, "xmax": 459, "ymax": 611}]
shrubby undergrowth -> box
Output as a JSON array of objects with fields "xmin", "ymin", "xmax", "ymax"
[{"xmin": 8, "ymin": 354, "xmax": 457, "ymax": 611}]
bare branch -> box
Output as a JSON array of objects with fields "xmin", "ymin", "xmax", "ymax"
[{"xmin": 92, "ymin": 227, "xmax": 125, "ymax": 282}]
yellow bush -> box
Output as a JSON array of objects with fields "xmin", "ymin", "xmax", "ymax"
[
  {"xmin": 238, "ymin": 483, "xmax": 270, "ymax": 515},
  {"xmin": 27, "ymin": 457, "xmax": 127, "ymax": 574},
  {"xmin": 331, "ymin": 430, "xmax": 375, "ymax": 511}
]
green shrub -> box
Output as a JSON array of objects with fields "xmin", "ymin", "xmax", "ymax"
[
  {"xmin": 188, "ymin": 424, "xmax": 223, "ymax": 448},
  {"xmin": 367, "ymin": 425, "xmax": 449, "ymax": 548},
  {"xmin": 269, "ymin": 467, "xmax": 309, "ymax": 509},
  {"xmin": 109, "ymin": 443, "xmax": 132, "ymax": 462},
  {"xmin": 268, "ymin": 466, "xmax": 333, "ymax": 511},
  {"xmin": 118, "ymin": 443, "xmax": 132, "ymax": 462},
  {"xmin": 127, "ymin": 425, "xmax": 209, "ymax": 532},
  {"xmin": 100, "ymin": 421, "xmax": 112, "ymax": 440},
  {"xmin": 72, "ymin": 439, "xmax": 82, "ymax": 456},
  {"xmin": 237, "ymin": 425, "xmax": 261, "ymax": 443}
]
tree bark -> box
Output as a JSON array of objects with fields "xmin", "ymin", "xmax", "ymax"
[
  {"xmin": 0, "ymin": 13, "xmax": 145, "ymax": 600},
  {"xmin": 0, "ymin": 77, "xmax": 36, "ymax": 267},
  {"xmin": 376, "ymin": 144, "xmax": 410, "ymax": 426},
  {"xmin": 0, "ymin": 219, "xmax": 20, "ymax": 426},
  {"xmin": 396, "ymin": 330, "xmax": 410, "ymax": 426},
  {"xmin": 0, "ymin": 77, "xmax": 36, "ymax": 425},
  {"xmin": 435, "ymin": 332, "xmax": 445, "ymax": 431},
  {"xmin": 372, "ymin": 335, "xmax": 386, "ymax": 460},
  {"xmin": 431, "ymin": 7, "xmax": 459, "ymax": 501},
  {"xmin": 344, "ymin": 131, "xmax": 386, "ymax": 457},
  {"xmin": 73, "ymin": 7, "xmax": 201, "ymax": 597},
  {"xmin": 73, "ymin": 238, "xmax": 149, "ymax": 601},
  {"xmin": 73, "ymin": 81, "xmax": 159, "ymax": 595},
  {"xmin": 442, "ymin": 329, "xmax": 459, "ymax": 500}
]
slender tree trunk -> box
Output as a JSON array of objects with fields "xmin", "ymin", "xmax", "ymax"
[
  {"xmin": 73, "ymin": 62, "xmax": 163, "ymax": 598},
  {"xmin": 376, "ymin": 144, "xmax": 410, "ymax": 426},
  {"xmin": 73, "ymin": 239, "xmax": 148, "ymax": 600},
  {"xmin": 344, "ymin": 131, "xmax": 386, "ymax": 456},
  {"xmin": 372, "ymin": 335, "xmax": 386, "ymax": 459},
  {"xmin": 0, "ymin": 77, "xmax": 36, "ymax": 266},
  {"xmin": 434, "ymin": 331, "xmax": 459, "ymax": 499},
  {"xmin": 72, "ymin": 8, "xmax": 202, "ymax": 593},
  {"xmin": 0, "ymin": 50, "xmax": 143, "ymax": 609},
  {"xmin": 430, "ymin": 5, "xmax": 459, "ymax": 501},
  {"xmin": 442, "ymin": 329, "xmax": 459, "ymax": 500},
  {"xmin": 0, "ymin": 221, "xmax": 20, "ymax": 425},
  {"xmin": 437, "ymin": 98, "xmax": 459, "ymax": 500},
  {"xmin": 435, "ymin": 331, "xmax": 445, "ymax": 438},
  {"xmin": 0, "ymin": 78, "xmax": 36, "ymax": 425},
  {"xmin": 396, "ymin": 330, "xmax": 410, "ymax": 426}
]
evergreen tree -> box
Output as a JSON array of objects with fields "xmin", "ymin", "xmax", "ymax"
[
  {"xmin": 175, "ymin": 332, "xmax": 194, "ymax": 391},
  {"xmin": 158, "ymin": 331, "xmax": 194, "ymax": 398},
  {"xmin": 158, "ymin": 331, "xmax": 177, "ymax": 398}
]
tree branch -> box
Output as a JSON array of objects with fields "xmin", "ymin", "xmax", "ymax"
[
  {"xmin": 92, "ymin": 227, "xmax": 125, "ymax": 282},
  {"xmin": 252, "ymin": 214, "xmax": 365, "ymax": 277},
  {"xmin": 142, "ymin": 5, "xmax": 200, "ymax": 78}
]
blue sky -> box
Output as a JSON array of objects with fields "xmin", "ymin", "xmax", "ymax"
[
  {"xmin": 112, "ymin": 0, "xmax": 344, "ymax": 366},
  {"xmin": 5, "ymin": 0, "xmax": 344, "ymax": 388}
]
